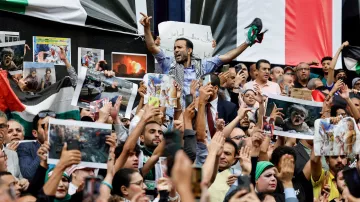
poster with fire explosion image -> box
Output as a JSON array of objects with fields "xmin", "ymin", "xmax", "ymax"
[
  {"xmin": 71, "ymin": 67, "xmax": 138, "ymax": 118},
  {"xmin": 112, "ymin": 52, "xmax": 147, "ymax": 80},
  {"xmin": 33, "ymin": 36, "xmax": 71, "ymax": 65},
  {"xmin": 48, "ymin": 118, "xmax": 111, "ymax": 169},
  {"xmin": 143, "ymin": 73, "xmax": 177, "ymax": 108}
]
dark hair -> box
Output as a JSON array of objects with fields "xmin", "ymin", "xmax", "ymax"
[
  {"xmin": 234, "ymin": 63, "xmax": 246, "ymax": 73},
  {"xmin": 32, "ymin": 110, "xmax": 53, "ymax": 131},
  {"xmin": 223, "ymin": 187, "xmax": 242, "ymax": 202},
  {"xmin": 0, "ymin": 48, "xmax": 14, "ymax": 58},
  {"xmin": 175, "ymin": 38, "xmax": 194, "ymax": 56},
  {"xmin": 270, "ymin": 146, "xmax": 297, "ymax": 167},
  {"xmin": 112, "ymin": 168, "xmax": 138, "ymax": 197},
  {"xmin": 45, "ymin": 68, "xmax": 51, "ymax": 73},
  {"xmin": 256, "ymin": 59, "xmax": 271, "ymax": 70},
  {"xmin": 29, "ymin": 68, "xmax": 36, "ymax": 74},
  {"xmin": 115, "ymin": 142, "xmax": 141, "ymax": 159},
  {"xmin": 321, "ymin": 56, "xmax": 332, "ymax": 64},
  {"xmin": 225, "ymin": 138, "xmax": 239, "ymax": 157},
  {"xmin": 330, "ymin": 105, "xmax": 346, "ymax": 117},
  {"xmin": 0, "ymin": 171, "xmax": 12, "ymax": 178}
]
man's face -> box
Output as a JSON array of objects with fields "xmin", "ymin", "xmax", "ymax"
[
  {"xmin": 327, "ymin": 156, "xmax": 347, "ymax": 174},
  {"xmin": 174, "ymin": 40, "xmax": 190, "ymax": 63},
  {"xmin": 284, "ymin": 69, "xmax": 296, "ymax": 81},
  {"xmin": 80, "ymin": 108, "xmax": 94, "ymax": 121},
  {"xmin": 350, "ymin": 98, "xmax": 360, "ymax": 114},
  {"xmin": 230, "ymin": 128, "xmax": 246, "ymax": 146},
  {"xmin": 240, "ymin": 64, "xmax": 249, "ymax": 79},
  {"xmin": 6, "ymin": 120, "xmax": 24, "ymax": 143},
  {"xmin": 270, "ymin": 67, "xmax": 284, "ymax": 82},
  {"xmin": 283, "ymin": 74, "xmax": 294, "ymax": 87},
  {"xmin": 2, "ymin": 53, "xmax": 13, "ymax": 67},
  {"xmin": 242, "ymin": 91, "xmax": 256, "ymax": 106},
  {"xmin": 239, "ymin": 114, "xmax": 250, "ymax": 128},
  {"xmin": 257, "ymin": 63, "xmax": 270, "ymax": 82},
  {"xmin": 290, "ymin": 109, "xmax": 306, "ymax": 126},
  {"xmin": 296, "ymin": 63, "xmax": 310, "ymax": 82},
  {"xmin": 335, "ymin": 72, "xmax": 347, "ymax": 82},
  {"xmin": 322, "ymin": 60, "xmax": 331, "ymax": 73},
  {"xmin": 0, "ymin": 175, "xmax": 21, "ymax": 198},
  {"xmin": 336, "ymin": 170, "xmax": 346, "ymax": 193},
  {"xmin": 249, "ymin": 64, "xmax": 258, "ymax": 80},
  {"xmin": 35, "ymin": 116, "xmax": 51, "ymax": 144},
  {"xmin": 0, "ymin": 150, "xmax": 7, "ymax": 172},
  {"xmin": 226, "ymin": 68, "xmax": 236, "ymax": 88},
  {"xmin": 141, "ymin": 123, "xmax": 163, "ymax": 150},
  {"xmin": 336, "ymin": 108, "xmax": 347, "ymax": 117},
  {"xmin": 219, "ymin": 142, "xmax": 236, "ymax": 171},
  {"xmin": 354, "ymin": 81, "xmax": 360, "ymax": 90},
  {"xmin": 124, "ymin": 151, "xmax": 139, "ymax": 170},
  {"xmin": 0, "ymin": 117, "xmax": 8, "ymax": 146}
]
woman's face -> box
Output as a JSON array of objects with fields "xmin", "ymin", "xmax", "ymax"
[
  {"xmin": 125, "ymin": 172, "xmax": 147, "ymax": 199},
  {"xmin": 347, "ymin": 120, "xmax": 354, "ymax": 130},
  {"xmin": 243, "ymin": 91, "xmax": 256, "ymax": 106},
  {"xmin": 55, "ymin": 176, "xmax": 69, "ymax": 198},
  {"xmin": 256, "ymin": 167, "xmax": 277, "ymax": 193}
]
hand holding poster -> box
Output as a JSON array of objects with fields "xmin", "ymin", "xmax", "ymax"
[
  {"xmin": 265, "ymin": 94, "xmax": 323, "ymax": 139},
  {"xmin": 143, "ymin": 73, "xmax": 177, "ymax": 108},
  {"xmin": 158, "ymin": 21, "xmax": 214, "ymax": 59},
  {"xmin": 314, "ymin": 117, "xmax": 360, "ymax": 156},
  {"xmin": 33, "ymin": 36, "xmax": 71, "ymax": 65},
  {"xmin": 71, "ymin": 67, "xmax": 138, "ymax": 118},
  {"xmin": 48, "ymin": 119, "xmax": 112, "ymax": 169}
]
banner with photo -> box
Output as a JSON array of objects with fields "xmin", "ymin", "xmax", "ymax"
[
  {"xmin": 23, "ymin": 62, "xmax": 56, "ymax": 92},
  {"xmin": 33, "ymin": 36, "xmax": 71, "ymax": 65},
  {"xmin": 71, "ymin": 67, "xmax": 138, "ymax": 118},
  {"xmin": 143, "ymin": 73, "xmax": 177, "ymax": 108},
  {"xmin": 314, "ymin": 117, "xmax": 360, "ymax": 156},
  {"xmin": 48, "ymin": 118, "xmax": 111, "ymax": 169},
  {"xmin": 265, "ymin": 94, "xmax": 323, "ymax": 139},
  {"xmin": 78, "ymin": 47, "xmax": 104, "ymax": 72},
  {"xmin": 0, "ymin": 41, "xmax": 25, "ymax": 75},
  {"xmin": 111, "ymin": 52, "xmax": 147, "ymax": 80}
]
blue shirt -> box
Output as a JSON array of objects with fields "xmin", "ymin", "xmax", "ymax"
[{"xmin": 153, "ymin": 49, "xmax": 223, "ymax": 97}]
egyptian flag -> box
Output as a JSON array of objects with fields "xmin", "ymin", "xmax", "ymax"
[
  {"xmin": 186, "ymin": 0, "xmax": 342, "ymax": 67},
  {"xmin": 0, "ymin": 0, "xmax": 149, "ymax": 35},
  {"xmin": 343, "ymin": 46, "xmax": 360, "ymax": 74},
  {"xmin": 0, "ymin": 72, "xmax": 79, "ymax": 138}
]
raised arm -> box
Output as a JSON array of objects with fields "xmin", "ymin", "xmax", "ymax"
[
  {"xmin": 114, "ymin": 105, "xmax": 160, "ymax": 172},
  {"xmin": 219, "ymin": 42, "xmax": 249, "ymax": 63},
  {"xmin": 139, "ymin": 12, "xmax": 161, "ymax": 54},
  {"xmin": 222, "ymin": 105, "xmax": 251, "ymax": 138},
  {"xmin": 339, "ymin": 85, "xmax": 360, "ymax": 120},
  {"xmin": 141, "ymin": 137, "xmax": 165, "ymax": 176},
  {"xmin": 310, "ymin": 148, "xmax": 322, "ymax": 182},
  {"xmin": 196, "ymin": 84, "xmax": 212, "ymax": 143},
  {"xmin": 327, "ymin": 41, "xmax": 349, "ymax": 86},
  {"xmin": 202, "ymin": 132, "xmax": 224, "ymax": 186}
]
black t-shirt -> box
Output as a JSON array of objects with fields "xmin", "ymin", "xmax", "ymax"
[
  {"xmin": 293, "ymin": 171, "xmax": 313, "ymax": 202},
  {"xmin": 294, "ymin": 80, "xmax": 307, "ymax": 88}
]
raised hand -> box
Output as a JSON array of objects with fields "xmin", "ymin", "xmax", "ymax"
[
  {"xmin": 97, "ymin": 100, "xmax": 112, "ymax": 123},
  {"xmin": 171, "ymin": 150, "xmax": 192, "ymax": 191},
  {"xmin": 110, "ymin": 96, "xmax": 122, "ymax": 124},
  {"xmin": 199, "ymin": 84, "xmax": 213, "ymax": 103},
  {"xmin": 276, "ymin": 154, "xmax": 295, "ymax": 187},
  {"xmin": 237, "ymin": 107, "xmax": 253, "ymax": 120},
  {"xmin": 173, "ymin": 120, "xmax": 184, "ymax": 134},
  {"xmin": 174, "ymin": 81, "xmax": 182, "ymax": 99},
  {"xmin": 190, "ymin": 80, "xmax": 199, "ymax": 97},
  {"xmin": 215, "ymin": 113, "xmax": 225, "ymax": 132},
  {"xmin": 58, "ymin": 47, "xmax": 67, "ymax": 61},
  {"xmin": 106, "ymin": 147, "xmax": 116, "ymax": 177},
  {"xmin": 139, "ymin": 12, "xmax": 152, "ymax": 28},
  {"xmin": 342, "ymin": 41, "xmax": 349, "ymax": 49},
  {"xmin": 251, "ymin": 127, "xmax": 265, "ymax": 148},
  {"xmin": 142, "ymin": 104, "xmax": 161, "ymax": 122},
  {"xmin": 270, "ymin": 104, "xmax": 284, "ymax": 121},
  {"xmin": 58, "ymin": 143, "xmax": 82, "ymax": 169},
  {"xmin": 208, "ymin": 132, "xmax": 225, "ymax": 156},
  {"xmin": 339, "ymin": 85, "xmax": 350, "ymax": 100},
  {"xmin": 238, "ymin": 146, "xmax": 251, "ymax": 175},
  {"xmin": 184, "ymin": 101, "xmax": 196, "ymax": 120},
  {"xmin": 218, "ymin": 71, "xmax": 230, "ymax": 87},
  {"xmin": 138, "ymin": 81, "xmax": 147, "ymax": 97},
  {"xmin": 226, "ymin": 174, "xmax": 238, "ymax": 186},
  {"xmin": 253, "ymin": 85, "xmax": 264, "ymax": 103}
]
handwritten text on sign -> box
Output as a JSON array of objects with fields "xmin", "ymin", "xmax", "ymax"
[{"xmin": 158, "ymin": 21, "xmax": 214, "ymax": 59}]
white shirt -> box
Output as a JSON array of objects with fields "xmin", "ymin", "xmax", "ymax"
[
  {"xmin": 243, "ymin": 80, "xmax": 281, "ymax": 95},
  {"xmin": 205, "ymin": 97, "xmax": 218, "ymax": 143}
]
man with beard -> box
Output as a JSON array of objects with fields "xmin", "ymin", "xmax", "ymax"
[
  {"xmin": 270, "ymin": 66, "xmax": 284, "ymax": 83},
  {"xmin": 294, "ymin": 62, "xmax": 311, "ymax": 89},
  {"xmin": 312, "ymin": 154, "xmax": 347, "ymax": 201},
  {"xmin": 0, "ymin": 48, "xmax": 18, "ymax": 71},
  {"xmin": 140, "ymin": 13, "xmax": 266, "ymax": 106},
  {"xmin": 4, "ymin": 120, "xmax": 25, "ymax": 151},
  {"xmin": 243, "ymin": 59, "xmax": 281, "ymax": 95},
  {"xmin": 283, "ymin": 104, "xmax": 312, "ymax": 134},
  {"xmin": 17, "ymin": 110, "xmax": 55, "ymax": 180}
]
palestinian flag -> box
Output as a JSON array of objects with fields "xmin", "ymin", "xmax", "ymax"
[
  {"xmin": 0, "ymin": 0, "xmax": 149, "ymax": 35},
  {"xmin": 0, "ymin": 72, "xmax": 79, "ymax": 138},
  {"xmin": 343, "ymin": 46, "xmax": 360, "ymax": 74},
  {"xmin": 186, "ymin": 0, "xmax": 342, "ymax": 67}
]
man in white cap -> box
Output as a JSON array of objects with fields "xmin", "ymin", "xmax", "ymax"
[{"xmin": 65, "ymin": 165, "xmax": 95, "ymax": 195}]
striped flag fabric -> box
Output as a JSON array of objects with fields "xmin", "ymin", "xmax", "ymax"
[
  {"xmin": 186, "ymin": 0, "xmax": 342, "ymax": 67},
  {"xmin": 343, "ymin": 46, "xmax": 360, "ymax": 74},
  {"xmin": 0, "ymin": 73, "xmax": 80, "ymax": 137},
  {"xmin": 0, "ymin": 0, "xmax": 149, "ymax": 35}
]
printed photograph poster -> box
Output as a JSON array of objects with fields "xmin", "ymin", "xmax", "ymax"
[
  {"xmin": 265, "ymin": 94, "xmax": 323, "ymax": 139},
  {"xmin": 0, "ymin": 31, "xmax": 20, "ymax": 43},
  {"xmin": 23, "ymin": 62, "xmax": 56, "ymax": 92},
  {"xmin": 314, "ymin": 117, "xmax": 360, "ymax": 156},
  {"xmin": 78, "ymin": 47, "xmax": 104, "ymax": 72},
  {"xmin": 48, "ymin": 118, "xmax": 112, "ymax": 169},
  {"xmin": 71, "ymin": 67, "xmax": 138, "ymax": 118},
  {"xmin": 143, "ymin": 73, "xmax": 177, "ymax": 108},
  {"xmin": 0, "ymin": 41, "xmax": 25, "ymax": 75},
  {"xmin": 112, "ymin": 52, "xmax": 147, "ymax": 80},
  {"xmin": 33, "ymin": 36, "xmax": 71, "ymax": 65}
]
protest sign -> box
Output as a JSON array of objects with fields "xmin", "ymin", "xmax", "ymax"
[
  {"xmin": 0, "ymin": 41, "xmax": 25, "ymax": 75},
  {"xmin": 33, "ymin": 36, "xmax": 71, "ymax": 65},
  {"xmin": 143, "ymin": 73, "xmax": 177, "ymax": 108},
  {"xmin": 78, "ymin": 47, "xmax": 104, "ymax": 72}
]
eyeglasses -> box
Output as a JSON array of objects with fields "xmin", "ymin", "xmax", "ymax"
[
  {"xmin": 296, "ymin": 68, "xmax": 310, "ymax": 72},
  {"xmin": 231, "ymin": 135, "xmax": 246, "ymax": 140},
  {"xmin": 38, "ymin": 111, "xmax": 56, "ymax": 118},
  {"xmin": 0, "ymin": 124, "xmax": 8, "ymax": 129},
  {"xmin": 130, "ymin": 180, "xmax": 144, "ymax": 187}
]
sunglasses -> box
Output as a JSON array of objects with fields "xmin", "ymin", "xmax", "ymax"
[{"xmin": 39, "ymin": 111, "xmax": 56, "ymax": 118}]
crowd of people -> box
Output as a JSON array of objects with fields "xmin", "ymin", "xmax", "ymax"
[{"xmin": 0, "ymin": 13, "xmax": 359, "ymax": 202}]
